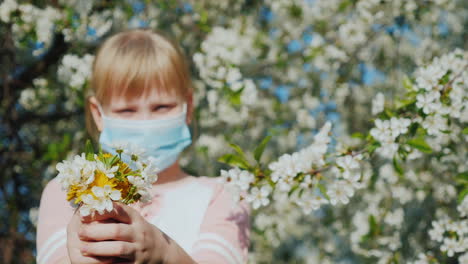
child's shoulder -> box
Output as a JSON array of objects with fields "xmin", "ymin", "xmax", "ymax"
[
  {"xmin": 191, "ymin": 175, "xmax": 250, "ymax": 212},
  {"xmin": 41, "ymin": 176, "xmax": 67, "ymax": 200},
  {"xmin": 190, "ymin": 175, "xmax": 226, "ymax": 200}
]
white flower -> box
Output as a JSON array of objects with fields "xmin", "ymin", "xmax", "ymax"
[
  {"xmin": 299, "ymin": 174, "xmax": 315, "ymax": 189},
  {"xmin": 384, "ymin": 208, "xmax": 404, "ymax": 228},
  {"xmin": 246, "ymin": 185, "xmax": 272, "ymax": 209},
  {"xmin": 137, "ymin": 160, "xmax": 159, "ymax": 184},
  {"xmin": 376, "ymin": 142, "xmax": 399, "ymax": 159},
  {"xmin": 297, "ymin": 109, "xmax": 316, "ymax": 129},
  {"xmin": 338, "ymin": 20, "xmax": 367, "ymax": 48},
  {"xmin": 416, "ymin": 91, "xmax": 440, "ymax": 114},
  {"xmin": 72, "ymin": 154, "xmax": 97, "ymax": 185},
  {"xmin": 268, "ymin": 122, "xmax": 332, "ymax": 183},
  {"xmin": 196, "ymin": 134, "xmax": 226, "ymax": 157},
  {"xmin": 440, "ymin": 237, "xmax": 460, "ymax": 257},
  {"xmin": 57, "ymin": 54, "xmax": 94, "ymax": 88},
  {"xmin": 336, "ymin": 154, "xmax": 362, "ymax": 179},
  {"xmin": 56, "ymin": 159, "xmax": 81, "ymax": 189},
  {"xmin": 0, "ymin": 0, "xmax": 18, "ymax": 23},
  {"xmin": 415, "ymin": 64, "xmax": 446, "ymax": 91},
  {"xmin": 421, "ymin": 114, "xmax": 447, "ymax": 135},
  {"xmin": 220, "ymin": 167, "xmax": 254, "ymax": 190},
  {"xmin": 123, "ymin": 143, "xmax": 147, "ymax": 158},
  {"xmin": 428, "ymin": 220, "xmax": 446, "ymax": 242},
  {"xmin": 79, "ymin": 185, "xmax": 122, "ymax": 215},
  {"xmin": 458, "ymin": 196, "xmax": 468, "ymax": 217},
  {"xmin": 96, "ymin": 161, "xmax": 118, "ymax": 179},
  {"xmin": 459, "ymin": 252, "xmax": 468, "ymax": 264},
  {"xmin": 128, "ymin": 175, "xmax": 152, "ymax": 202},
  {"xmin": 372, "ymin": 92, "xmax": 385, "ymax": 115},
  {"xmin": 109, "ymin": 141, "xmax": 128, "ymax": 152},
  {"xmin": 370, "ymin": 119, "xmax": 392, "ymax": 142},
  {"xmin": 327, "ymin": 181, "xmax": 355, "ymax": 205},
  {"xmin": 276, "ymin": 175, "xmax": 295, "ymax": 192},
  {"xmin": 296, "ymin": 193, "xmax": 329, "ymax": 214},
  {"xmin": 390, "ymin": 117, "xmax": 411, "ymax": 137},
  {"xmin": 80, "ymin": 194, "xmax": 98, "ymax": 216},
  {"xmin": 92, "ymin": 185, "xmax": 121, "ymax": 201}
]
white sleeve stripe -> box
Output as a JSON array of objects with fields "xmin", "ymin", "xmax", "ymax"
[
  {"xmin": 191, "ymin": 243, "xmax": 239, "ymax": 264},
  {"xmin": 37, "ymin": 237, "xmax": 67, "ymax": 264},
  {"xmin": 195, "ymin": 233, "xmax": 243, "ymax": 264},
  {"xmin": 36, "ymin": 228, "xmax": 66, "ymax": 262}
]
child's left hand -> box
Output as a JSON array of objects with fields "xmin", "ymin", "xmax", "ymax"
[{"xmin": 77, "ymin": 202, "xmax": 169, "ymax": 263}]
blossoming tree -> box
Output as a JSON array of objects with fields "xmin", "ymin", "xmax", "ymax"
[{"xmin": 0, "ymin": 0, "xmax": 467, "ymax": 263}]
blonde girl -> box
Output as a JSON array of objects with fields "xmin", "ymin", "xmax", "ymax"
[{"xmin": 36, "ymin": 28, "xmax": 250, "ymax": 264}]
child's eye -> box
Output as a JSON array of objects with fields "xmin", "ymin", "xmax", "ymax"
[
  {"xmin": 117, "ymin": 109, "xmax": 135, "ymax": 113},
  {"xmin": 153, "ymin": 105, "xmax": 172, "ymax": 111}
]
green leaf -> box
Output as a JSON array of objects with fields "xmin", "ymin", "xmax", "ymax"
[
  {"xmin": 229, "ymin": 143, "xmax": 248, "ymax": 160},
  {"xmin": 456, "ymin": 172, "xmax": 468, "ymax": 185},
  {"xmin": 407, "ymin": 137, "xmax": 432, "ymax": 153},
  {"xmin": 457, "ymin": 172, "xmax": 468, "ymax": 181},
  {"xmin": 463, "ymin": 127, "xmax": 468, "ymax": 135},
  {"xmin": 439, "ymin": 71, "xmax": 451, "ymax": 85},
  {"xmin": 108, "ymin": 155, "xmax": 120, "ymax": 167},
  {"xmin": 384, "ymin": 109, "xmax": 394, "ymax": 118},
  {"xmin": 393, "ymin": 156, "xmax": 404, "ymax": 175},
  {"xmin": 317, "ymin": 183, "xmax": 329, "ymax": 200},
  {"xmin": 351, "ymin": 132, "xmax": 364, "ymax": 139},
  {"xmin": 85, "ymin": 140, "xmax": 95, "ymax": 161},
  {"xmin": 369, "ymin": 215, "xmax": 379, "ymax": 236},
  {"xmin": 218, "ymin": 154, "xmax": 251, "ymax": 170},
  {"xmin": 254, "ymin": 135, "xmax": 272, "ymax": 162},
  {"xmin": 288, "ymin": 184, "xmax": 300, "ymax": 197},
  {"xmin": 458, "ymin": 188, "xmax": 468, "ymax": 203},
  {"xmin": 338, "ymin": 0, "xmax": 352, "ymax": 12},
  {"xmin": 366, "ymin": 142, "xmax": 381, "ymax": 155},
  {"xmin": 402, "ymin": 75, "xmax": 413, "ymax": 91},
  {"xmin": 408, "ymin": 123, "xmax": 419, "ymax": 137}
]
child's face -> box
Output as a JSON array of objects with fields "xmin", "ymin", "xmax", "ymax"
[{"xmin": 89, "ymin": 87, "xmax": 192, "ymax": 132}]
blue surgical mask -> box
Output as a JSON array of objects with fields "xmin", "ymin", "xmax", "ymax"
[{"xmin": 96, "ymin": 103, "xmax": 192, "ymax": 172}]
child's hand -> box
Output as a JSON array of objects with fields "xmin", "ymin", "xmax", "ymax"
[
  {"xmin": 76, "ymin": 202, "xmax": 168, "ymax": 263},
  {"xmin": 66, "ymin": 208, "xmax": 118, "ymax": 264}
]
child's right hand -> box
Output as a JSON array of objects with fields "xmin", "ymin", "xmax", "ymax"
[{"xmin": 66, "ymin": 208, "xmax": 122, "ymax": 264}]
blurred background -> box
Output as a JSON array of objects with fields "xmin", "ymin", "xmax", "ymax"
[{"xmin": 0, "ymin": 0, "xmax": 467, "ymax": 263}]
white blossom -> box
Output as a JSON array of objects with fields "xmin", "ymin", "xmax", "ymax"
[
  {"xmin": 327, "ymin": 181, "xmax": 355, "ymax": 205},
  {"xmin": 372, "ymin": 92, "xmax": 385, "ymax": 115},
  {"xmin": 247, "ymin": 185, "xmax": 272, "ymax": 209}
]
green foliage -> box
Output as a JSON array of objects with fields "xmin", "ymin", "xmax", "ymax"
[
  {"xmin": 42, "ymin": 133, "xmax": 71, "ymax": 162},
  {"xmin": 218, "ymin": 153, "xmax": 252, "ymax": 170},
  {"xmin": 406, "ymin": 137, "xmax": 432, "ymax": 153},
  {"xmin": 254, "ymin": 135, "xmax": 271, "ymax": 162},
  {"xmin": 84, "ymin": 139, "xmax": 95, "ymax": 161}
]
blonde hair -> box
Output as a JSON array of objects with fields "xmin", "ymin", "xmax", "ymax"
[{"xmin": 85, "ymin": 28, "xmax": 193, "ymax": 141}]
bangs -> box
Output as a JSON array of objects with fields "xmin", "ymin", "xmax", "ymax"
[{"xmin": 91, "ymin": 29, "xmax": 191, "ymax": 106}]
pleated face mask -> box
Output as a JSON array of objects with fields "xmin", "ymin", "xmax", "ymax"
[{"xmin": 97, "ymin": 103, "xmax": 192, "ymax": 172}]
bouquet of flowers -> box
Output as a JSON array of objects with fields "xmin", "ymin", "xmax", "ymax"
[{"xmin": 55, "ymin": 141, "xmax": 158, "ymax": 216}]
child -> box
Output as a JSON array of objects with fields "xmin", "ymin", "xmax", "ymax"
[{"xmin": 36, "ymin": 28, "xmax": 251, "ymax": 264}]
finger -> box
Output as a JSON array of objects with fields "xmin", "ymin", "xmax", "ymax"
[
  {"xmin": 81, "ymin": 202, "xmax": 133, "ymax": 224},
  {"xmin": 79, "ymin": 222, "xmax": 134, "ymax": 242},
  {"xmin": 77, "ymin": 255, "xmax": 121, "ymax": 264},
  {"xmin": 81, "ymin": 241, "xmax": 135, "ymax": 259}
]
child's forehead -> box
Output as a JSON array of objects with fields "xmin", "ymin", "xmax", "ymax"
[{"xmin": 107, "ymin": 87, "xmax": 182, "ymax": 106}]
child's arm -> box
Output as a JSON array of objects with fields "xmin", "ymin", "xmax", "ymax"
[
  {"xmin": 36, "ymin": 178, "xmax": 74, "ymax": 264},
  {"xmin": 53, "ymin": 256, "xmax": 71, "ymax": 264},
  {"xmin": 191, "ymin": 182, "xmax": 251, "ymax": 264}
]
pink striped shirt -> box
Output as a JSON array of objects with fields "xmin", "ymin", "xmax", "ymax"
[{"xmin": 36, "ymin": 175, "xmax": 251, "ymax": 264}]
